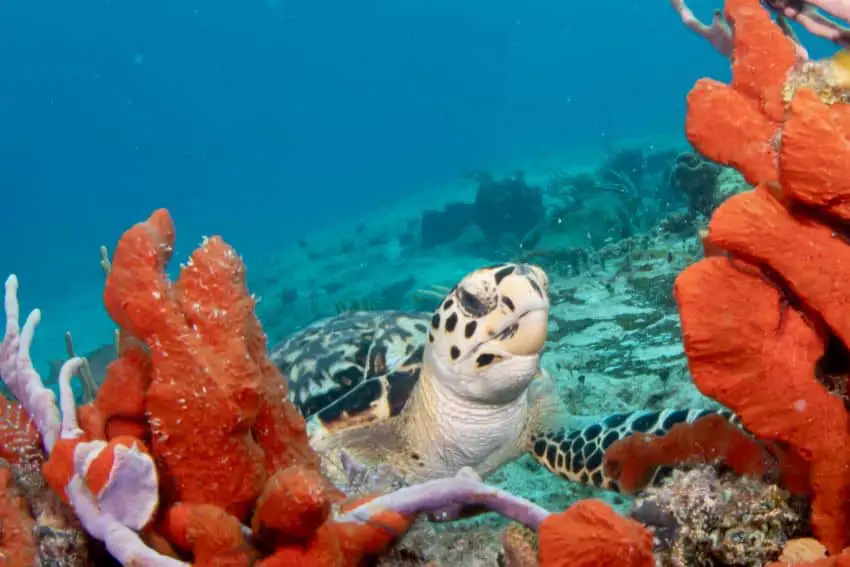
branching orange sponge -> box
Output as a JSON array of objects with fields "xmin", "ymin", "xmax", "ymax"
[
  {"xmin": 684, "ymin": 0, "xmax": 797, "ymax": 186},
  {"xmin": 102, "ymin": 209, "xmax": 319, "ymax": 522},
  {"xmin": 676, "ymin": 0, "xmax": 850, "ymax": 554}
]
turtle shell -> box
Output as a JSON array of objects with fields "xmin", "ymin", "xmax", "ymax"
[{"xmin": 270, "ymin": 310, "xmax": 429, "ymax": 433}]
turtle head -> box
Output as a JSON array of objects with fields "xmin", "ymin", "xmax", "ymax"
[{"xmin": 425, "ymin": 263, "xmax": 549, "ymax": 404}]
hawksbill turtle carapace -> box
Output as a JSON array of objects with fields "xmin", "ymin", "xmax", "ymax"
[{"xmin": 270, "ymin": 263, "xmax": 732, "ymax": 491}]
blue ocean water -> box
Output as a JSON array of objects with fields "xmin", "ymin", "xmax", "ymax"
[{"xmin": 0, "ymin": 0, "xmax": 834, "ymax": 369}]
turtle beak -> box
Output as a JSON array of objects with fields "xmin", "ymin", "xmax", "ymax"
[{"xmin": 496, "ymin": 308, "xmax": 549, "ymax": 356}]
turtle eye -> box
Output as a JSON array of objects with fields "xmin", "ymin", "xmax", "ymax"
[{"xmin": 458, "ymin": 287, "xmax": 488, "ymax": 317}]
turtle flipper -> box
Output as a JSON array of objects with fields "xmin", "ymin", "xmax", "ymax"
[
  {"xmin": 529, "ymin": 407, "xmax": 736, "ymax": 492},
  {"xmin": 311, "ymin": 417, "xmax": 416, "ymax": 486}
]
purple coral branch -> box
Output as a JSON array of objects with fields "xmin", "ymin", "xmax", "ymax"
[
  {"xmin": 338, "ymin": 467, "xmax": 551, "ymax": 531},
  {"xmin": 58, "ymin": 357, "xmax": 86, "ymax": 440},
  {"xmin": 0, "ymin": 275, "xmax": 62, "ymax": 453},
  {"xmin": 67, "ymin": 476, "xmax": 187, "ymax": 567}
]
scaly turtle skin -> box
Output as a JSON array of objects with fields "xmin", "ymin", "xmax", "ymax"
[
  {"xmin": 273, "ymin": 310, "xmax": 426, "ymax": 435},
  {"xmin": 271, "ymin": 263, "xmax": 730, "ymax": 491}
]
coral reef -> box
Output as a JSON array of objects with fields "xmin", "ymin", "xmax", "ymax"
[
  {"xmin": 0, "ymin": 279, "xmax": 90, "ymax": 566},
  {"xmin": 779, "ymin": 538, "xmax": 829, "ymax": 563},
  {"xmin": 473, "ymin": 170, "xmax": 544, "ymax": 249},
  {"xmin": 253, "ymin": 141, "xmax": 706, "ymax": 340},
  {"xmin": 0, "ymin": 212, "xmax": 659, "ymax": 566},
  {"xmin": 634, "ymin": 467, "xmax": 803, "ymax": 566},
  {"xmin": 421, "ymin": 201, "xmax": 477, "ymax": 248},
  {"xmin": 547, "ymin": 145, "xmax": 681, "ymax": 241},
  {"xmin": 420, "ymin": 170, "xmax": 544, "ymax": 251},
  {"xmin": 3, "ymin": 0, "xmax": 850, "ymax": 563},
  {"xmin": 668, "ymin": 152, "xmax": 722, "ymax": 218},
  {"xmin": 501, "ymin": 524, "xmax": 537, "ymax": 567},
  {"xmin": 784, "ymin": 57, "xmax": 850, "ymax": 105}
]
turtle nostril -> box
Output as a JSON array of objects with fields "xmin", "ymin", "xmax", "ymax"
[{"xmin": 515, "ymin": 263, "xmax": 531, "ymax": 275}]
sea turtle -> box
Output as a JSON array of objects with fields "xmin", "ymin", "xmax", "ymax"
[{"xmin": 271, "ymin": 262, "xmax": 728, "ymax": 491}]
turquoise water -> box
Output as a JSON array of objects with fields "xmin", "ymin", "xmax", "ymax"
[{"xmin": 0, "ymin": 0, "xmax": 834, "ymax": 376}]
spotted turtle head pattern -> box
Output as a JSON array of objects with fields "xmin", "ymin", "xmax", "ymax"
[
  {"xmin": 270, "ymin": 263, "xmax": 549, "ymax": 437},
  {"xmin": 426, "ymin": 263, "xmax": 550, "ymax": 404}
]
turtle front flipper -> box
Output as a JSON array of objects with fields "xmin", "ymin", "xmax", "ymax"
[
  {"xmin": 311, "ymin": 416, "xmax": 418, "ymax": 489},
  {"xmin": 529, "ymin": 407, "xmax": 737, "ymax": 492}
]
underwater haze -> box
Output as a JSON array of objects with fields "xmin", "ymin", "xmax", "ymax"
[
  {"xmin": 3, "ymin": 2, "xmax": 720, "ymax": 269},
  {"xmin": 0, "ymin": 0, "xmax": 831, "ymax": 363}
]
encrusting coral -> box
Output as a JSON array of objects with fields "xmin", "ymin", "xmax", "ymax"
[
  {"xmin": 633, "ymin": 466, "xmax": 803, "ymax": 566},
  {"xmin": 501, "ymin": 523, "xmax": 538, "ymax": 567}
]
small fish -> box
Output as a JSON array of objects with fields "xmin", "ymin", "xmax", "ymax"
[{"xmin": 46, "ymin": 343, "xmax": 117, "ymax": 389}]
